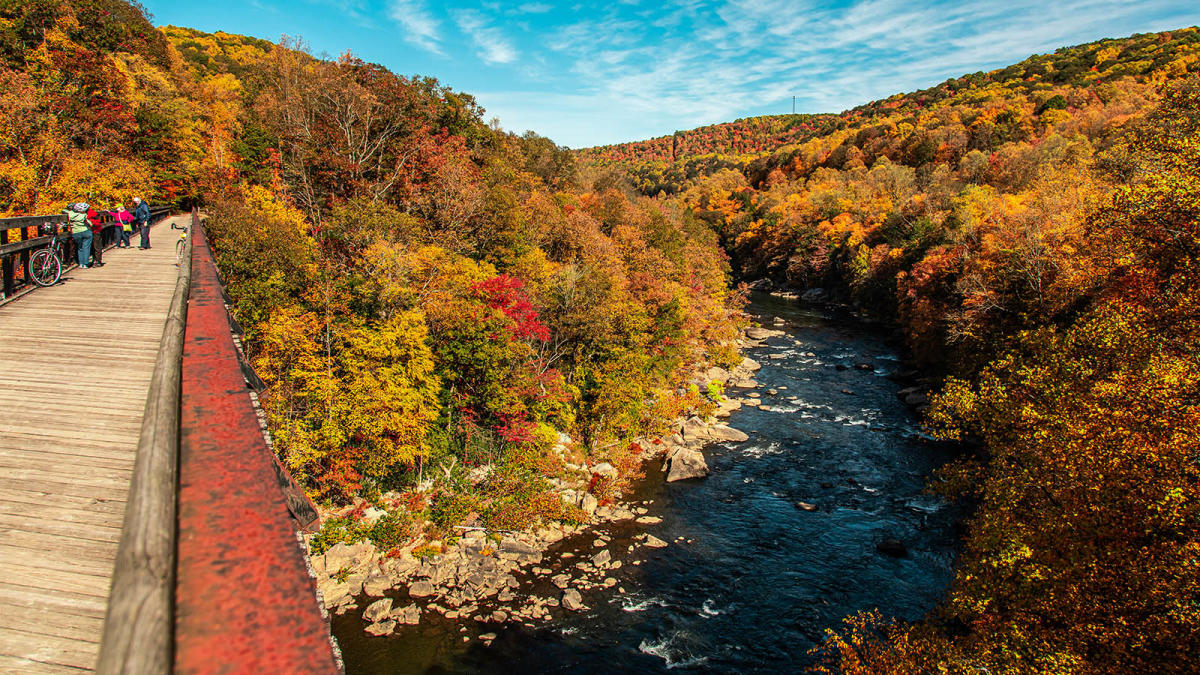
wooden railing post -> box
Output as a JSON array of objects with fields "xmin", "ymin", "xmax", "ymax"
[
  {"xmin": 0, "ymin": 228, "xmax": 11, "ymax": 297},
  {"xmin": 95, "ymin": 210, "xmax": 194, "ymax": 674}
]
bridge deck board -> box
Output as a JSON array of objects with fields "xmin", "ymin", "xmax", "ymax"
[{"xmin": 0, "ymin": 219, "xmax": 185, "ymax": 672}]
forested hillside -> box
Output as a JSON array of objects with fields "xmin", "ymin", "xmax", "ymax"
[
  {"xmin": 575, "ymin": 28, "xmax": 1200, "ymax": 673},
  {"xmin": 0, "ymin": 3, "xmax": 741, "ymax": 537},
  {"xmin": 4, "ymin": 2, "xmax": 1197, "ymax": 670}
]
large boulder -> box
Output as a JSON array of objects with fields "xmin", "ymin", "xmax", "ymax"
[
  {"xmin": 666, "ymin": 447, "xmax": 709, "ymax": 482},
  {"xmin": 705, "ymin": 366, "xmax": 731, "ymax": 384},
  {"xmin": 318, "ymin": 579, "xmax": 352, "ymax": 610},
  {"xmin": 680, "ymin": 416, "xmax": 708, "ymax": 442},
  {"xmin": 408, "ymin": 580, "xmax": 435, "ymax": 598},
  {"xmin": 801, "ymin": 288, "xmax": 827, "ymax": 302},
  {"xmin": 642, "ymin": 534, "xmax": 669, "ymax": 548},
  {"xmin": 364, "ymin": 618, "xmax": 396, "ymax": 636},
  {"xmin": 591, "ymin": 462, "xmax": 618, "ymax": 479},
  {"xmin": 363, "ymin": 598, "xmax": 393, "ymax": 623},
  {"xmin": 739, "ymin": 357, "xmax": 762, "ymax": 372},
  {"xmin": 392, "ymin": 604, "xmax": 421, "ymax": 625},
  {"xmin": 562, "ymin": 588, "xmax": 584, "ymax": 611},
  {"xmin": 708, "ymin": 425, "xmax": 749, "ymax": 443},
  {"xmin": 745, "ymin": 327, "xmax": 784, "ymax": 340},
  {"xmin": 321, "ymin": 543, "xmax": 357, "ymax": 574},
  {"xmin": 716, "ymin": 398, "xmax": 742, "ymax": 418},
  {"xmin": 578, "ymin": 492, "xmax": 599, "ymax": 516},
  {"xmin": 362, "ymin": 573, "xmax": 391, "ymax": 597}
]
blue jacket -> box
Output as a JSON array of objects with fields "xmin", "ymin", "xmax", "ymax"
[{"xmin": 134, "ymin": 201, "xmax": 151, "ymax": 224}]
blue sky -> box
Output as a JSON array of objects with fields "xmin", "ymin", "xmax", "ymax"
[{"xmin": 146, "ymin": 0, "xmax": 1200, "ymax": 148}]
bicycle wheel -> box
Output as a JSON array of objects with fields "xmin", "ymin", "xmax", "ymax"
[
  {"xmin": 175, "ymin": 238, "xmax": 186, "ymax": 266},
  {"xmin": 28, "ymin": 248, "xmax": 62, "ymax": 286}
]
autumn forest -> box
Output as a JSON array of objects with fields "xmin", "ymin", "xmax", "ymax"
[{"xmin": 2, "ymin": 1, "xmax": 1198, "ymax": 671}]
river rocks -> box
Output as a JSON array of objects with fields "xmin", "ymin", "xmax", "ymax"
[
  {"xmin": 562, "ymin": 589, "xmax": 584, "ymax": 611},
  {"xmin": 591, "ymin": 549, "xmax": 612, "ymax": 566},
  {"xmin": 708, "ymin": 425, "xmax": 749, "ymax": 443},
  {"xmin": 365, "ymin": 618, "xmax": 396, "ymax": 636},
  {"xmin": 578, "ymin": 492, "xmax": 599, "ymax": 515},
  {"xmin": 643, "ymin": 530, "xmax": 672, "ymax": 547},
  {"xmin": 745, "ymin": 326, "xmax": 784, "ymax": 340},
  {"xmin": 635, "ymin": 515, "xmax": 662, "ymax": 525},
  {"xmin": 796, "ymin": 501, "xmax": 819, "ymax": 512},
  {"xmin": 362, "ymin": 573, "xmax": 391, "ymax": 597},
  {"xmin": 319, "ymin": 580, "xmax": 353, "ymax": 611},
  {"xmin": 408, "ymin": 580, "xmax": 435, "ymax": 598},
  {"xmin": 665, "ymin": 447, "xmax": 709, "ymax": 482},
  {"xmin": 716, "ymin": 398, "xmax": 742, "ymax": 418},
  {"xmin": 877, "ymin": 538, "xmax": 907, "ymax": 557},
  {"xmin": 363, "ymin": 598, "xmax": 393, "ymax": 622},
  {"xmin": 801, "ymin": 288, "xmax": 828, "ymax": 302},
  {"xmin": 854, "ymin": 362, "xmax": 874, "ymax": 371},
  {"xmin": 499, "ymin": 538, "xmax": 541, "ymax": 563},
  {"xmin": 591, "ymin": 462, "xmax": 618, "ymax": 479},
  {"xmin": 393, "ymin": 604, "xmax": 420, "ymax": 625},
  {"xmin": 322, "ymin": 542, "xmax": 376, "ymax": 576},
  {"xmin": 705, "ymin": 366, "xmax": 731, "ymax": 384},
  {"xmin": 728, "ymin": 377, "xmax": 759, "ymax": 389},
  {"xmin": 680, "ymin": 416, "xmax": 708, "ymax": 441}
]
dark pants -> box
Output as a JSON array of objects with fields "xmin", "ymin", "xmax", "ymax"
[
  {"xmin": 90, "ymin": 230, "xmax": 103, "ymax": 266},
  {"xmin": 117, "ymin": 227, "xmax": 131, "ymax": 247},
  {"xmin": 72, "ymin": 230, "xmax": 92, "ymax": 267},
  {"xmin": 138, "ymin": 222, "xmax": 150, "ymax": 248}
]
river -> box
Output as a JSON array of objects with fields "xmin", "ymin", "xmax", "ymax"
[{"xmin": 333, "ymin": 293, "xmax": 961, "ymax": 673}]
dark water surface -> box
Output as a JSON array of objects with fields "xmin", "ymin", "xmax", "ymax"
[{"xmin": 334, "ymin": 294, "xmax": 960, "ymax": 673}]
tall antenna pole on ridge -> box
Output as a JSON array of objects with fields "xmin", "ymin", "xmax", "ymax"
[{"xmin": 792, "ymin": 96, "xmax": 796, "ymax": 114}]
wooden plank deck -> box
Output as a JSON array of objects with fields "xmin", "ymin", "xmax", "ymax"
[{"xmin": 0, "ymin": 218, "xmax": 187, "ymax": 672}]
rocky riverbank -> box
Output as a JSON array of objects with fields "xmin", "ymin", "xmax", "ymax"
[{"xmin": 309, "ymin": 330, "xmax": 771, "ymax": 641}]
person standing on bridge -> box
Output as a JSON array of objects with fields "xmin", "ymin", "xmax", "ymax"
[
  {"xmin": 65, "ymin": 203, "xmax": 91, "ymax": 269},
  {"xmin": 86, "ymin": 205, "xmax": 106, "ymax": 267},
  {"xmin": 133, "ymin": 196, "xmax": 151, "ymax": 249},
  {"xmin": 111, "ymin": 205, "xmax": 134, "ymax": 248}
]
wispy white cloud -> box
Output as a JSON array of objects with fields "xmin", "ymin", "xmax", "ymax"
[
  {"xmin": 516, "ymin": 2, "xmax": 553, "ymax": 13},
  {"xmin": 471, "ymin": 0, "xmax": 1200, "ymax": 146},
  {"xmin": 387, "ymin": 0, "xmax": 442, "ymax": 54},
  {"xmin": 455, "ymin": 9, "xmax": 518, "ymax": 65}
]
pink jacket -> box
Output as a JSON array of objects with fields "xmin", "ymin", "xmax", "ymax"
[{"xmin": 110, "ymin": 209, "xmax": 134, "ymax": 224}]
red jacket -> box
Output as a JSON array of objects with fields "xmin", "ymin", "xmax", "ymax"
[{"xmin": 86, "ymin": 208, "xmax": 105, "ymax": 234}]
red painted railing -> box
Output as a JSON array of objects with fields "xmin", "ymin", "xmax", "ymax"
[{"xmin": 97, "ymin": 210, "xmax": 339, "ymax": 673}]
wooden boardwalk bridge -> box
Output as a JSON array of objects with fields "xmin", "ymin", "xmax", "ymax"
[{"xmin": 0, "ymin": 213, "xmax": 337, "ymax": 673}]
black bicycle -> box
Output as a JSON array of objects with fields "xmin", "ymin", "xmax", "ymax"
[
  {"xmin": 27, "ymin": 224, "xmax": 66, "ymax": 286},
  {"xmin": 171, "ymin": 220, "xmax": 189, "ymax": 266}
]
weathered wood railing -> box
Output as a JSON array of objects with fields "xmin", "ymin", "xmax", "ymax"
[
  {"xmin": 0, "ymin": 206, "xmax": 171, "ymax": 300},
  {"xmin": 95, "ymin": 207, "xmax": 193, "ymax": 674},
  {"xmin": 96, "ymin": 209, "xmax": 337, "ymax": 674}
]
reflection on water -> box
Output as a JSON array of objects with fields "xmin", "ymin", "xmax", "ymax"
[{"xmin": 334, "ymin": 294, "xmax": 961, "ymax": 673}]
